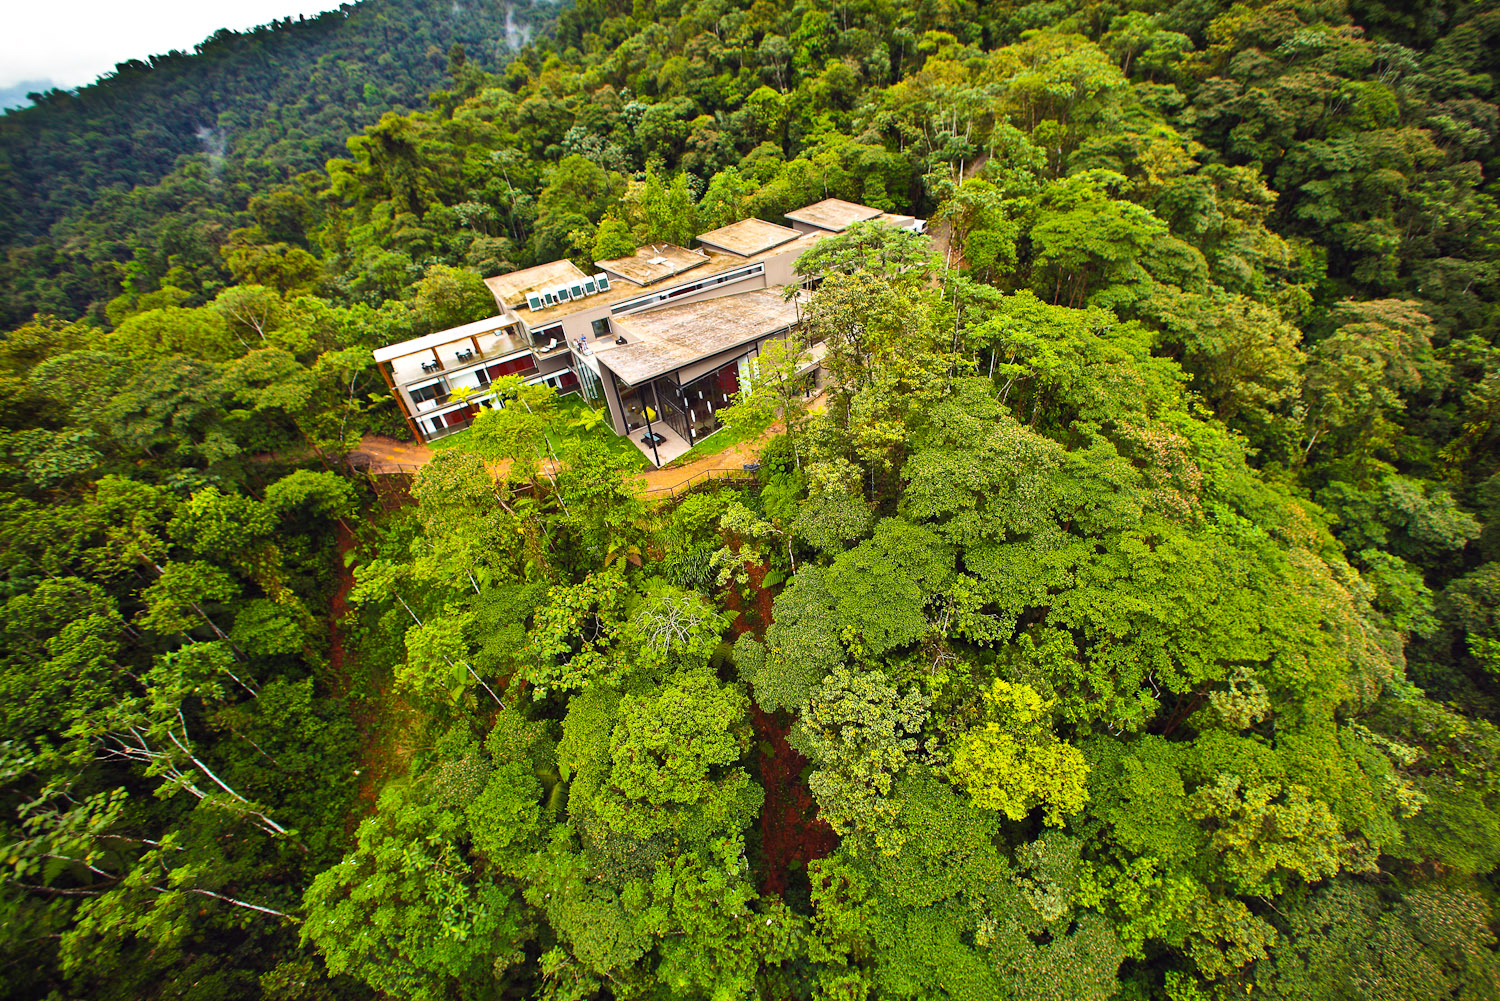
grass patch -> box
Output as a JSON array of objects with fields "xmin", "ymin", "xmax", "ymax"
[
  {"xmin": 548, "ymin": 396, "xmax": 652, "ymax": 471},
  {"xmin": 427, "ymin": 428, "xmax": 471, "ymax": 451},
  {"xmin": 437, "ymin": 394, "xmax": 651, "ymax": 471},
  {"xmin": 662, "ymin": 419, "xmax": 770, "ymax": 469}
]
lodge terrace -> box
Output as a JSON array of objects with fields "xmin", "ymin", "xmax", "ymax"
[{"xmin": 371, "ymin": 198, "xmax": 925, "ymax": 466}]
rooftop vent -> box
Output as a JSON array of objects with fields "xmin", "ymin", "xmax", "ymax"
[{"xmin": 527, "ymin": 273, "xmax": 613, "ymax": 311}]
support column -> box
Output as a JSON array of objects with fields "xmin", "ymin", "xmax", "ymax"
[
  {"xmin": 600, "ymin": 364, "xmax": 630, "ymax": 436},
  {"xmin": 378, "ymin": 361, "xmax": 425, "ymax": 443},
  {"xmin": 641, "ymin": 383, "xmax": 662, "ymax": 468}
]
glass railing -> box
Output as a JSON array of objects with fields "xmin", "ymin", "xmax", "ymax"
[{"xmin": 395, "ymin": 332, "xmax": 531, "ymax": 389}]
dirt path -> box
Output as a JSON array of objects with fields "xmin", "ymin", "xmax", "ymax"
[
  {"xmin": 353, "ymin": 436, "xmax": 433, "ymax": 472},
  {"xmin": 352, "ymin": 424, "xmax": 780, "ymax": 494},
  {"xmin": 643, "ymin": 437, "xmax": 765, "ymax": 489},
  {"xmin": 926, "ymin": 153, "xmax": 990, "ymax": 273}
]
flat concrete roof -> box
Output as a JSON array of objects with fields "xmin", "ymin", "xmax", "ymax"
[
  {"xmin": 373, "ymin": 315, "xmax": 517, "ymax": 363},
  {"xmin": 519, "ymin": 230, "xmax": 827, "ymax": 324},
  {"xmin": 696, "ymin": 217, "xmax": 801, "ymax": 257},
  {"xmin": 484, "ymin": 260, "xmax": 588, "ymax": 306},
  {"xmin": 596, "ymin": 243, "xmax": 710, "ymax": 287},
  {"xmin": 595, "ymin": 287, "xmax": 805, "ymax": 386},
  {"xmin": 783, "ymin": 198, "xmax": 884, "ymax": 232}
]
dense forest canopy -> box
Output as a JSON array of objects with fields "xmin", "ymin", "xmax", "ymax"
[{"xmin": 4, "ymin": 0, "xmax": 1500, "ymax": 999}]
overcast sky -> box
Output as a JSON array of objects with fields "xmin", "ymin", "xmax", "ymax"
[{"xmin": 3, "ymin": 0, "xmax": 347, "ymax": 100}]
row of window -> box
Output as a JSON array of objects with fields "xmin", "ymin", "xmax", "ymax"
[
  {"xmin": 417, "ymin": 369, "xmax": 585, "ymax": 440},
  {"xmin": 608, "ymin": 263, "xmax": 764, "ymax": 316},
  {"xmin": 408, "ymin": 355, "xmax": 538, "ymax": 407}
]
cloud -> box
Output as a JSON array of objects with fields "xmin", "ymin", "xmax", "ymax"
[{"xmin": 2, "ymin": 0, "xmax": 346, "ymax": 92}]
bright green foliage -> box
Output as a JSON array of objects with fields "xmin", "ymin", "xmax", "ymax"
[
  {"xmin": 623, "ymin": 584, "xmax": 728, "ymax": 675},
  {"xmin": 824, "ymin": 518, "xmax": 951, "ymax": 658},
  {"xmin": 932, "ymin": 178, "xmax": 1018, "ymax": 282},
  {"xmin": 464, "ymin": 377, "xmax": 559, "ymax": 483},
  {"xmin": 1029, "ymin": 170, "xmax": 1171, "ymax": 308},
  {"xmin": 138, "ymin": 561, "xmax": 240, "ymax": 636},
  {"xmin": 758, "ymin": 566, "xmax": 846, "ymax": 712},
  {"xmin": 794, "ymin": 458, "xmax": 873, "ymax": 555},
  {"xmin": 262, "ymin": 469, "xmax": 355, "ymax": 524},
  {"xmin": 1075, "ymin": 855, "xmax": 1200, "ymax": 961},
  {"xmin": 465, "ymin": 761, "xmax": 545, "ymax": 875},
  {"xmin": 949, "ymin": 680, "xmax": 1089, "ymax": 825},
  {"xmin": 168, "ymin": 487, "xmax": 274, "ymax": 559},
  {"xmin": 1150, "ymin": 288, "xmax": 1302, "ymax": 441},
  {"xmin": 698, "ymin": 167, "xmax": 755, "ymax": 230},
  {"xmin": 629, "ymin": 167, "xmax": 699, "ymax": 247},
  {"xmin": 796, "ymin": 665, "xmax": 929, "ymax": 852},
  {"xmin": 302, "ymin": 778, "xmax": 527, "ymax": 1001},
  {"xmin": 400, "ymin": 609, "xmax": 481, "ymax": 703},
  {"xmin": 0, "ymin": 576, "xmax": 124, "ymax": 738},
  {"xmin": 862, "ymin": 770, "xmax": 1008, "ymax": 910},
  {"xmin": 1188, "ymin": 774, "xmax": 1364, "ymax": 896},
  {"xmin": 524, "ymin": 570, "xmax": 629, "ymax": 695},
  {"xmin": 231, "ymin": 598, "xmax": 310, "ymax": 658},
  {"xmin": 1184, "ymin": 895, "xmax": 1279, "ymax": 981},
  {"xmin": 408, "ymin": 264, "xmax": 494, "ymax": 331},
  {"xmin": 556, "ymin": 685, "xmax": 621, "ymax": 818},
  {"xmin": 649, "ymin": 853, "xmax": 800, "ymax": 997},
  {"xmin": 795, "ymin": 219, "xmax": 938, "ymax": 286},
  {"xmin": 594, "ymin": 670, "xmax": 760, "ymax": 843},
  {"xmin": 523, "ymin": 832, "xmax": 655, "ymax": 980},
  {"xmin": 590, "ymin": 214, "xmax": 636, "ymax": 261}
]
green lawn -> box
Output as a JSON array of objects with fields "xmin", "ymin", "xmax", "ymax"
[
  {"xmin": 661, "ymin": 418, "xmax": 770, "ymax": 469},
  {"xmin": 547, "ymin": 395, "xmax": 652, "ymax": 471},
  {"xmin": 435, "ymin": 394, "xmax": 650, "ymax": 471},
  {"xmin": 427, "ymin": 428, "xmax": 470, "ymax": 451}
]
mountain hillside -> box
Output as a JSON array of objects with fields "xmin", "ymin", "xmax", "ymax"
[{"xmin": 0, "ymin": 0, "xmax": 556, "ymax": 263}]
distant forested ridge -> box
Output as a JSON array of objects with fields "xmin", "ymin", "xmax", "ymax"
[
  {"xmin": 4, "ymin": 0, "xmax": 1500, "ymax": 999},
  {"xmin": 0, "ymin": 0, "xmax": 556, "ymax": 325}
]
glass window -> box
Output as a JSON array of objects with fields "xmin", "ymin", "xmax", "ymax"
[
  {"xmin": 591, "ymin": 316, "xmax": 611, "ymax": 338},
  {"xmin": 576, "ymin": 363, "xmax": 605, "ymax": 407}
]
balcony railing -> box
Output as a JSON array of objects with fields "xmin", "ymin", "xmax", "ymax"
[{"xmin": 426, "ymin": 419, "xmax": 473, "ymax": 441}]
